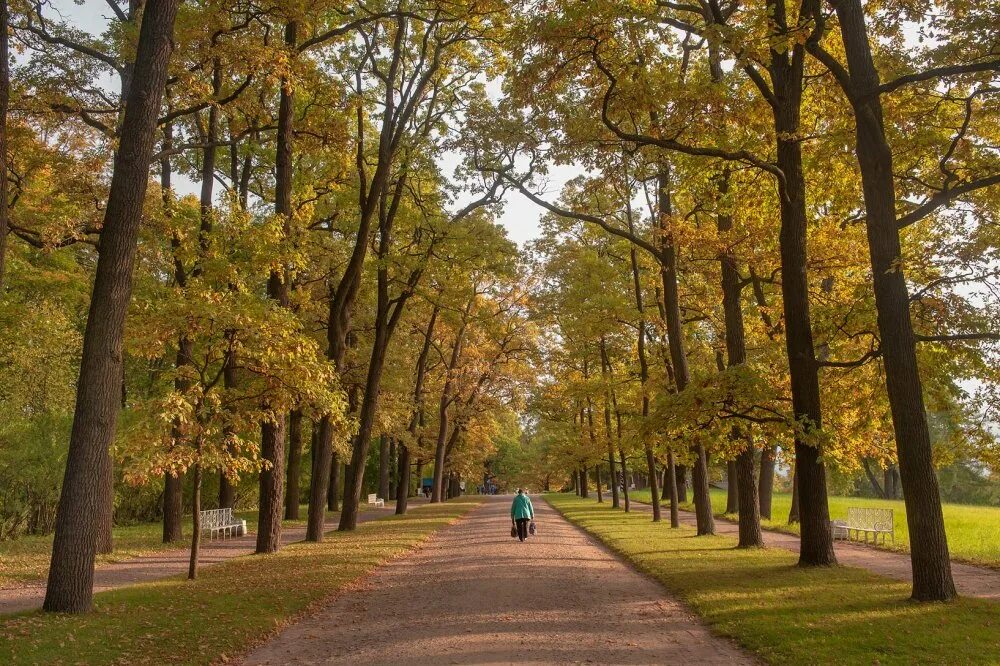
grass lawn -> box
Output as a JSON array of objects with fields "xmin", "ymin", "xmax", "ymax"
[
  {"xmin": 0, "ymin": 498, "xmax": 480, "ymax": 665},
  {"xmin": 549, "ymin": 493, "xmax": 999, "ymax": 665},
  {"xmin": 0, "ymin": 505, "xmax": 314, "ymax": 588},
  {"xmin": 627, "ymin": 487, "xmax": 1000, "ymax": 568}
]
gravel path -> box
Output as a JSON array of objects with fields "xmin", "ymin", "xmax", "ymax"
[
  {"xmin": 241, "ymin": 496, "xmax": 751, "ymax": 665},
  {"xmin": 627, "ymin": 498, "xmax": 999, "ymax": 600},
  {"xmin": 0, "ymin": 502, "xmax": 418, "ymax": 616}
]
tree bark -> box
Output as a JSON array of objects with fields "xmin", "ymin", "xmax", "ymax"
[
  {"xmin": 284, "ymin": 409, "xmax": 303, "ymax": 520},
  {"xmin": 666, "ymin": 452, "xmax": 679, "ymax": 527},
  {"xmin": 187, "ymin": 461, "xmax": 202, "ymax": 580},
  {"xmin": 831, "ymin": 0, "xmax": 955, "ymax": 599},
  {"xmin": 726, "ymin": 461, "xmax": 739, "ymax": 514},
  {"xmin": 388, "ymin": 437, "xmax": 396, "ymax": 500},
  {"xmin": 657, "ymin": 168, "xmax": 711, "ymax": 533},
  {"xmin": 42, "ymin": 0, "xmax": 180, "ymax": 613},
  {"xmin": 395, "ymin": 445, "xmax": 410, "ymax": 513},
  {"xmin": 766, "ymin": 2, "xmax": 835, "ymax": 564},
  {"xmin": 759, "ymin": 445, "xmax": 776, "ymax": 520},
  {"xmin": 675, "ymin": 465, "xmax": 687, "ymax": 503},
  {"xmin": 257, "ymin": 21, "xmax": 297, "ymax": 553},
  {"xmin": 580, "ymin": 466, "xmax": 589, "ymax": 497},
  {"xmin": 378, "ymin": 434, "xmax": 390, "ymax": 501},
  {"xmin": 327, "ymin": 454, "xmax": 340, "ymax": 512}
]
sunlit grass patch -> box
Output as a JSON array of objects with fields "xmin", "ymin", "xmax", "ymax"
[
  {"xmin": 549, "ymin": 493, "xmax": 999, "ymax": 665},
  {"xmin": 0, "ymin": 499, "xmax": 481, "ymax": 665},
  {"xmin": 628, "ymin": 487, "xmax": 1000, "ymax": 568},
  {"xmin": 0, "ymin": 504, "xmax": 317, "ymax": 587}
]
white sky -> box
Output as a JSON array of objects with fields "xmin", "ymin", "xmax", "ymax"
[{"xmin": 48, "ymin": 0, "xmax": 573, "ymax": 247}]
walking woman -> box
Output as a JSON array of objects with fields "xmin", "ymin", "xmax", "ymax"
[{"xmin": 511, "ymin": 488, "xmax": 534, "ymax": 542}]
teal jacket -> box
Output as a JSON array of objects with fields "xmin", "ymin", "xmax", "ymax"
[{"xmin": 511, "ymin": 493, "xmax": 534, "ymax": 521}]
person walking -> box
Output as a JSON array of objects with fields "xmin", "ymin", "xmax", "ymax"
[{"xmin": 510, "ymin": 488, "xmax": 534, "ymax": 542}]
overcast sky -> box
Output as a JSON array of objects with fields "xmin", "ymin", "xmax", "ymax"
[{"xmin": 48, "ymin": 0, "xmax": 580, "ymax": 247}]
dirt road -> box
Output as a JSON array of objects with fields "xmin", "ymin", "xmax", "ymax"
[{"xmin": 242, "ymin": 496, "xmax": 750, "ymax": 665}]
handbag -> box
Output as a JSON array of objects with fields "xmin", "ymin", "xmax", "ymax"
[
  {"xmin": 529, "ymin": 521, "xmax": 536, "ymax": 536},
  {"xmin": 510, "ymin": 524, "xmax": 517, "ymax": 538}
]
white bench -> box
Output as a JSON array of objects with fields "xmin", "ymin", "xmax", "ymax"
[
  {"xmin": 367, "ymin": 493, "xmax": 385, "ymax": 508},
  {"xmin": 832, "ymin": 507, "xmax": 894, "ymax": 545},
  {"xmin": 199, "ymin": 508, "xmax": 244, "ymax": 540}
]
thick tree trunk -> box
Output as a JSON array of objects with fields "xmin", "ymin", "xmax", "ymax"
[
  {"xmin": 256, "ymin": 20, "xmax": 297, "ymax": 555},
  {"xmin": 256, "ymin": 419, "xmax": 285, "ymax": 553},
  {"xmin": 43, "ymin": 0, "xmax": 180, "ymax": 613},
  {"xmin": 735, "ymin": 446, "xmax": 763, "ymax": 547},
  {"xmin": 726, "ymin": 461, "xmax": 739, "ymax": 514},
  {"xmin": 284, "ymin": 409, "xmax": 303, "ymax": 520},
  {"xmin": 675, "ymin": 465, "xmax": 687, "ymax": 503},
  {"xmin": 759, "ymin": 445, "xmax": 776, "ymax": 520},
  {"xmin": 766, "ymin": 13, "xmax": 835, "ymax": 565},
  {"xmin": 832, "ymin": 0, "xmax": 955, "ymax": 599},
  {"xmin": 306, "ymin": 417, "xmax": 334, "ymax": 540},
  {"xmin": 163, "ymin": 471, "xmax": 183, "ymax": 542},
  {"xmin": 95, "ymin": 454, "xmax": 114, "ymax": 555}
]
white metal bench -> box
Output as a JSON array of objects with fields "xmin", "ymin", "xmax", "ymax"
[
  {"xmin": 199, "ymin": 508, "xmax": 244, "ymax": 540},
  {"xmin": 367, "ymin": 493, "xmax": 385, "ymax": 508},
  {"xmin": 833, "ymin": 507, "xmax": 894, "ymax": 545}
]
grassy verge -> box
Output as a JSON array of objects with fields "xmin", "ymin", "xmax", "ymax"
[
  {"xmin": 0, "ymin": 505, "xmax": 315, "ymax": 587},
  {"xmin": 0, "ymin": 498, "xmax": 480, "ymax": 665},
  {"xmin": 627, "ymin": 487, "xmax": 1000, "ymax": 568},
  {"xmin": 549, "ymin": 493, "xmax": 998, "ymax": 665}
]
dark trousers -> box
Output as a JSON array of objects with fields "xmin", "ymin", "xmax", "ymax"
[{"xmin": 515, "ymin": 518, "xmax": 530, "ymax": 541}]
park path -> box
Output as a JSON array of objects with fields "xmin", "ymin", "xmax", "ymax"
[
  {"xmin": 0, "ymin": 501, "xmax": 420, "ymax": 616},
  {"xmin": 627, "ymin": 498, "xmax": 999, "ymax": 600},
  {"xmin": 241, "ymin": 496, "xmax": 751, "ymax": 666}
]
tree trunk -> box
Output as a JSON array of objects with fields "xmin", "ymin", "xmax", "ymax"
[
  {"xmin": 736, "ymin": 446, "xmax": 763, "ymax": 547},
  {"xmin": 580, "ymin": 466, "xmax": 589, "ymax": 497},
  {"xmin": 187, "ymin": 462, "xmax": 202, "ymax": 580},
  {"xmin": 832, "ymin": 0, "xmax": 955, "ymax": 599},
  {"xmin": 595, "ymin": 465, "xmax": 603, "ymax": 503},
  {"xmin": 388, "ymin": 438, "xmax": 397, "ymax": 500},
  {"xmin": 284, "ymin": 409, "xmax": 303, "ymax": 520},
  {"xmin": 256, "ymin": 20, "xmax": 297, "ymax": 555},
  {"xmin": 726, "ymin": 460, "xmax": 739, "ymax": 514},
  {"xmin": 759, "ymin": 445, "xmax": 776, "ymax": 520},
  {"xmin": 163, "ymin": 471, "xmax": 183, "ymax": 542},
  {"xmin": 788, "ymin": 469, "xmax": 800, "ymax": 524},
  {"xmin": 43, "ymin": 0, "xmax": 180, "ymax": 613},
  {"xmin": 657, "ymin": 167, "xmax": 712, "ymax": 533},
  {"xmin": 218, "ymin": 346, "xmax": 238, "ymax": 510},
  {"xmin": 618, "ymin": 449, "xmax": 630, "ymax": 511},
  {"xmin": 378, "ymin": 435, "xmax": 390, "ymax": 501},
  {"xmin": 675, "ymin": 465, "xmax": 687, "ymax": 503},
  {"xmin": 395, "ymin": 445, "xmax": 410, "ymax": 514},
  {"xmin": 306, "ymin": 417, "xmax": 334, "ymax": 540},
  {"xmin": 327, "ymin": 454, "xmax": 340, "ymax": 512},
  {"xmin": 95, "ymin": 453, "xmax": 114, "ymax": 555},
  {"xmin": 666, "ymin": 452, "xmax": 679, "ymax": 527},
  {"xmin": 766, "ymin": 9, "xmax": 835, "ymax": 564}
]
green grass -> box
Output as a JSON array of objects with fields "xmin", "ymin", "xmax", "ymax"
[
  {"xmin": 549, "ymin": 493, "xmax": 999, "ymax": 665},
  {"xmin": 627, "ymin": 487, "xmax": 1000, "ymax": 568},
  {"xmin": 0, "ymin": 505, "xmax": 314, "ymax": 587},
  {"xmin": 0, "ymin": 498, "xmax": 480, "ymax": 665}
]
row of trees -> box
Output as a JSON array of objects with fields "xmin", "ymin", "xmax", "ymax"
[
  {"xmin": 501, "ymin": 0, "xmax": 999, "ymax": 604},
  {"xmin": 1, "ymin": 0, "xmax": 532, "ymax": 613}
]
